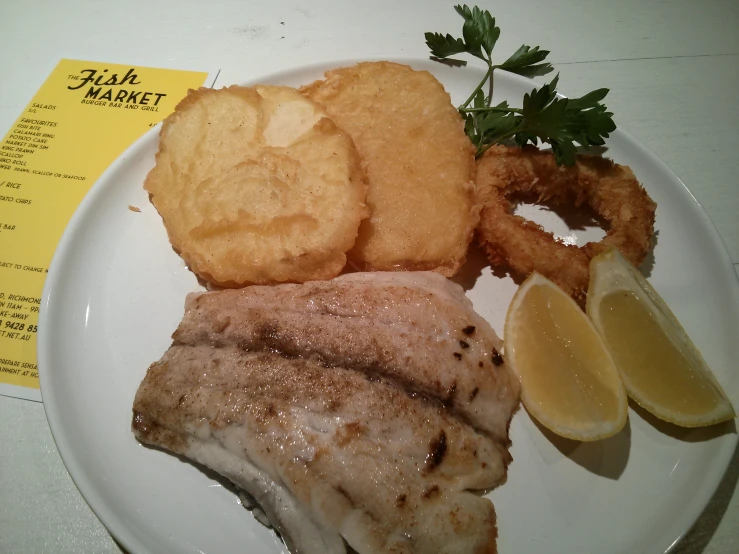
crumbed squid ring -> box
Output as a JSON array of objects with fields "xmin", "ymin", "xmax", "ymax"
[{"xmin": 475, "ymin": 145, "xmax": 656, "ymax": 305}]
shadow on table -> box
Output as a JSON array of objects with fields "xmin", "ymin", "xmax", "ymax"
[
  {"xmin": 451, "ymin": 242, "xmax": 490, "ymax": 291},
  {"xmin": 630, "ymin": 400, "xmax": 737, "ymax": 441},
  {"xmin": 532, "ymin": 414, "xmax": 632, "ymax": 480},
  {"xmin": 113, "ymin": 537, "xmax": 130, "ymax": 554}
]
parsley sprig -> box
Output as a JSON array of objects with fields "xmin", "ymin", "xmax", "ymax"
[{"xmin": 425, "ymin": 5, "xmax": 616, "ymax": 165}]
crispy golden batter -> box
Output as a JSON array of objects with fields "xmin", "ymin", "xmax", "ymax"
[
  {"xmin": 301, "ymin": 62, "xmax": 478, "ymax": 276},
  {"xmin": 144, "ymin": 85, "xmax": 368, "ymax": 287},
  {"xmin": 476, "ymin": 145, "xmax": 656, "ymax": 305}
]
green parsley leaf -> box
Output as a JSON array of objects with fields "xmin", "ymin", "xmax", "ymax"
[
  {"xmin": 456, "ymin": 4, "xmax": 500, "ymax": 58},
  {"xmin": 507, "ymin": 75, "xmax": 617, "ymax": 165},
  {"xmin": 425, "ymin": 32, "xmax": 469, "ymax": 60},
  {"xmin": 425, "ymin": 5, "xmax": 500, "ymax": 63},
  {"xmin": 497, "ymin": 45, "xmax": 553, "ymax": 77},
  {"xmin": 426, "ymin": 5, "xmax": 617, "ymax": 165}
]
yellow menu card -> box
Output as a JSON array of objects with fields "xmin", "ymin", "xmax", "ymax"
[{"xmin": 0, "ymin": 59, "xmax": 214, "ymax": 401}]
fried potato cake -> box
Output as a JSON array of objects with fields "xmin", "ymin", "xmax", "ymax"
[
  {"xmin": 301, "ymin": 62, "xmax": 478, "ymax": 276},
  {"xmin": 144, "ymin": 85, "xmax": 368, "ymax": 287}
]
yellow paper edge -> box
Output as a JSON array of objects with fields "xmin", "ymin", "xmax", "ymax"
[{"xmin": 0, "ymin": 59, "xmax": 216, "ymax": 401}]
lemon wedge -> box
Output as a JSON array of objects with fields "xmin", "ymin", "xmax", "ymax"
[
  {"xmin": 586, "ymin": 248, "xmax": 735, "ymax": 427},
  {"xmin": 505, "ymin": 271, "xmax": 628, "ymax": 441}
]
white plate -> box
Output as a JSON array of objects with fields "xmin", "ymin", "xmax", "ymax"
[{"xmin": 39, "ymin": 59, "xmax": 739, "ymax": 554}]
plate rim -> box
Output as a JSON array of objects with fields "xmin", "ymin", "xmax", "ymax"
[{"xmin": 38, "ymin": 56, "xmax": 739, "ymax": 554}]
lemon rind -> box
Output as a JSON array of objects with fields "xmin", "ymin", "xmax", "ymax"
[
  {"xmin": 587, "ymin": 248, "xmax": 736, "ymax": 428},
  {"xmin": 506, "ymin": 271, "xmax": 628, "ymax": 442}
]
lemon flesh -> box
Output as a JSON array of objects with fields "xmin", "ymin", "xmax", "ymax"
[
  {"xmin": 505, "ymin": 272, "xmax": 627, "ymax": 441},
  {"xmin": 587, "ymin": 249, "xmax": 735, "ymax": 427}
]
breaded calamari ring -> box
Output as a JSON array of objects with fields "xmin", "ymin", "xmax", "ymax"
[{"xmin": 476, "ymin": 145, "xmax": 656, "ymax": 305}]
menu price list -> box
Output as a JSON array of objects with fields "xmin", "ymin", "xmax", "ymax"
[
  {"xmin": 0, "ymin": 59, "xmax": 211, "ymax": 399},
  {"xmin": 2, "ymin": 111, "xmax": 59, "ymax": 168}
]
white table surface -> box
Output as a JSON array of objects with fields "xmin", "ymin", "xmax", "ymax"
[{"xmin": 1, "ymin": 0, "xmax": 737, "ymax": 552}]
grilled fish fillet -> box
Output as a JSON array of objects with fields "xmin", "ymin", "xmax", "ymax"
[{"xmin": 132, "ymin": 272, "xmax": 520, "ymax": 554}]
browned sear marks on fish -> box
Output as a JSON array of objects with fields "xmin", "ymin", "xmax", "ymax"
[
  {"xmin": 131, "ymin": 272, "xmax": 520, "ymax": 554},
  {"xmin": 426, "ymin": 429, "xmax": 447, "ymax": 471},
  {"xmin": 336, "ymin": 421, "xmax": 364, "ymax": 446},
  {"xmin": 422, "ymin": 484, "xmax": 440, "ymax": 499},
  {"xmin": 445, "ymin": 382, "xmax": 457, "ymax": 406}
]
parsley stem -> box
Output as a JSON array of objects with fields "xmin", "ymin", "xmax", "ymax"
[
  {"xmin": 458, "ymin": 63, "xmax": 492, "ymax": 110},
  {"xmin": 428, "ymin": 6, "xmax": 615, "ymax": 166},
  {"xmin": 460, "ymin": 106, "xmax": 524, "ymax": 114},
  {"xmin": 488, "ymin": 67, "xmax": 495, "ymax": 103},
  {"xmin": 490, "ymin": 127, "xmax": 522, "ymax": 143},
  {"xmin": 476, "ymin": 123, "xmax": 527, "ymax": 158}
]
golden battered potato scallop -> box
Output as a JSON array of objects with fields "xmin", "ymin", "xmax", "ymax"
[
  {"xmin": 301, "ymin": 62, "xmax": 478, "ymax": 276},
  {"xmin": 144, "ymin": 85, "xmax": 368, "ymax": 287}
]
